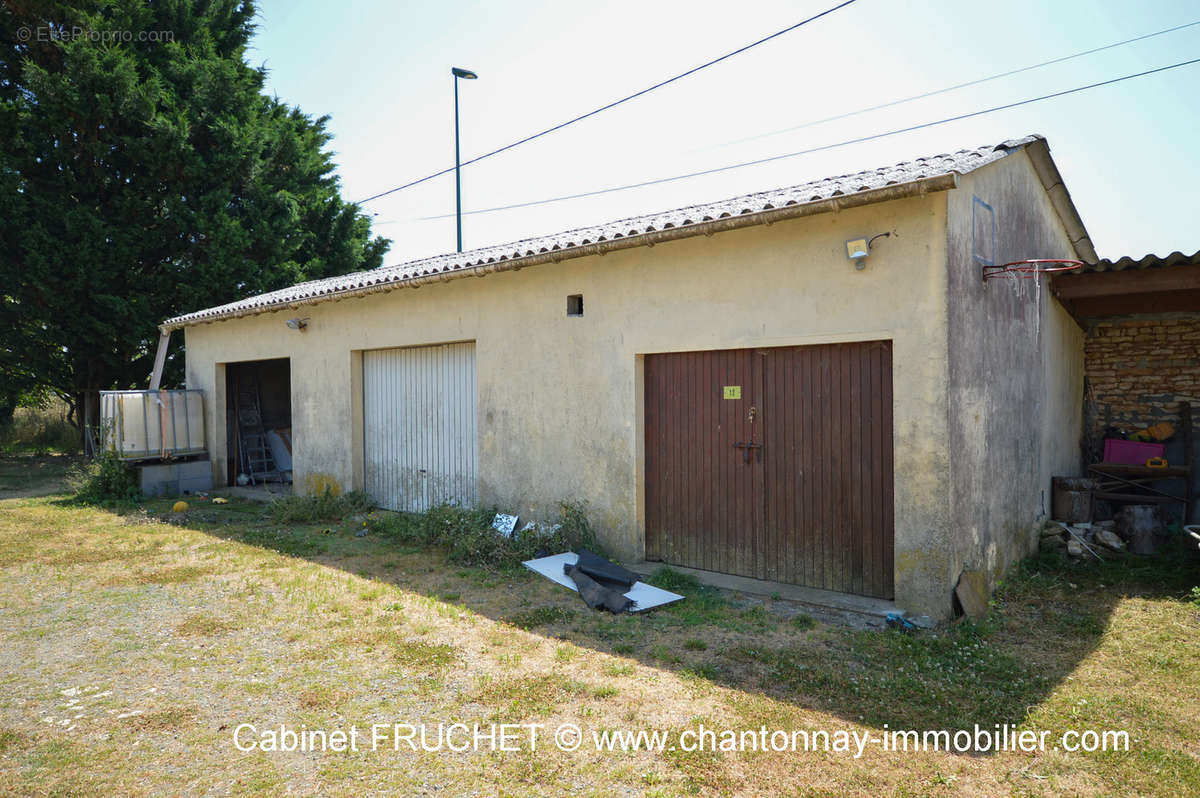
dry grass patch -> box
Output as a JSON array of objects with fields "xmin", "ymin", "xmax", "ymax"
[
  {"xmin": 603, "ymin": 662, "xmax": 636, "ymax": 677},
  {"xmin": 2, "ymin": 475, "xmax": 1199, "ymax": 797},
  {"xmin": 137, "ymin": 564, "xmax": 212, "ymax": 584},
  {"xmin": 662, "ymin": 716, "xmax": 733, "ymax": 794},
  {"xmin": 472, "ymin": 673, "xmax": 590, "ymax": 720},
  {"xmin": 50, "ymin": 546, "xmax": 149, "ymax": 567},
  {"xmin": 296, "ymin": 686, "xmax": 353, "ymax": 711},
  {"xmin": 174, "ymin": 613, "xmax": 239, "ymax": 637},
  {"xmin": 102, "ymin": 563, "xmax": 214, "ymax": 586},
  {"xmin": 393, "ymin": 639, "xmax": 457, "ymax": 673},
  {"xmin": 126, "ymin": 705, "xmax": 199, "ymax": 731},
  {"xmin": 337, "ymin": 626, "xmax": 396, "ymax": 649},
  {"xmin": 0, "ymin": 727, "xmax": 31, "ymax": 754}
]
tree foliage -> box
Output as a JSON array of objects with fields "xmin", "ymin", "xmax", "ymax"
[{"xmin": 0, "ymin": 0, "xmax": 389, "ymax": 423}]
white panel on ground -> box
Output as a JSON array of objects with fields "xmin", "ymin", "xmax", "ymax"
[
  {"xmin": 363, "ymin": 342, "xmax": 477, "ymax": 512},
  {"xmin": 523, "ymin": 553, "xmax": 685, "ymax": 612}
]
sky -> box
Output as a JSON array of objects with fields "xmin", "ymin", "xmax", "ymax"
[{"xmin": 249, "ymin": 0, "xmax": 1200, "ymax": 265}]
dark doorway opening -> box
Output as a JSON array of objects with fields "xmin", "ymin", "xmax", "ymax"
[{"xmin": 224, "ymin": 359, "xmax": 292, "ymax": 487}]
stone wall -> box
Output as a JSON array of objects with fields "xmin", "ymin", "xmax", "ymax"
[
  {"xmin": 1083, "ymin": 313, "xmax": 1200, "ymax": 522},
  {"xmin": 1084, "ymin": 314, "xmax": 1200, "ymax": 445}
]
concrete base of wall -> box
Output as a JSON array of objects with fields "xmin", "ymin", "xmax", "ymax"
[
  {"xmin": 627, "ymin": 560, "xmax": 904, "ymax": 626},
  {"xmin": 138, "ymin": 459, "xmax": 213, "ymax": 497},
  {"xmin": 211, "ymin": 484, "xmax": 293, "ymax": 503}
]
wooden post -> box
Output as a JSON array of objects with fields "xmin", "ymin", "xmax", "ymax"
[
  {"xmin": 149, "ymin": 329, "xmax": 171, "ymax": 391},
  {"xmin": 1182, "ymin": 401, "xmax": 1194, "ymax": 522}
]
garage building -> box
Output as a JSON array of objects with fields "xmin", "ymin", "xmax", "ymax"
[{"xmin": 164, "ymin": 134, "xmax": 1093, "ymax": 620}]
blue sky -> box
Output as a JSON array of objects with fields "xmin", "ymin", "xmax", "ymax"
[{"xmin": 250, "ymin": 0, "xmax": 1199, "ymax": 264}]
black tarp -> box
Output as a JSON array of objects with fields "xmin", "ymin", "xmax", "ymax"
[
  {"xmin": 563, "ymin": 562, "xmax": 634, "ymax": 614},
  {"xmin": 561, "ymin": 550, "xmax": 638, "ymax": 614},
  {"xmin": 572, "ymin": 549, "xmax": 638, "ymax": 589}
]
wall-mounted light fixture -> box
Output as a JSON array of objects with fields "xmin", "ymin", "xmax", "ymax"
[
  {"xmin": 845, "ymin": 232, "xmax": 891, "ymax": 270},
  {"xmin": 286, "ymin": 318, "xmax": 309, "ymax": 331}
]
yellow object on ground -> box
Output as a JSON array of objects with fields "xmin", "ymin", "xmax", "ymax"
[
  {"xmin": 172, "ymin": 501, "xmax": 189, "ymax": 513},
  {"xmin": 212, "ymin": 497, "xmax": 228, "ymax": 504}
]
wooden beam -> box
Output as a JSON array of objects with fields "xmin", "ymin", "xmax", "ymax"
[
  {"xmin": 149, "ymin": 330, "xmax": 171, "ymax": 390},
  {"xmin": 1090, "ymin": 463, "xmax": 1190, "ymax": 478},
  {"xmin": 1052, "ymin": 264, "xmax": 1200, "ymax": 299},
  {"xmin": 1094, "ymin": 491, "xmax": 1185, "ymax": 505},
  {"xmin": 1065, "ymin": 289, "xmax": 1200, "ymax": 317},
  {"xmin": 1184, "ymin": 401, "xmax": 1194, "ymax": 523}
]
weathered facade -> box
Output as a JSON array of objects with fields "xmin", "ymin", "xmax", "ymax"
[
  {"xmin": 945, "ymin": 147, "xmax": 1087, "ymax": 591},
  {"xmin": 167, "ymin": 135, "xmax": 1096, "ymax": 619}
]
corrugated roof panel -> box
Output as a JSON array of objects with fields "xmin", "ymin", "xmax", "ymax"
[
  {"xmin": 1085, "ymin": 250, "xmax": 1200, "ymax": 272},
  {"xmin": 166, "ymin": 135, "xmax": 1043, "ymax": 328}
]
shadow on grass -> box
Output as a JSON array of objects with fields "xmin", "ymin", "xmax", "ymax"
[
  {"xmin": 0, "ymin": 454, "xmax": 79, "ymax": 497},
  {"xmin": 110, "ymin": 494, "xmax": 1200, "ymax": 744}
]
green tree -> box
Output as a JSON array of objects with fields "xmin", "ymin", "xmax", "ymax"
[{"xmin": 0, "ymin": 0, "xmax": 389, "ymax": 432}]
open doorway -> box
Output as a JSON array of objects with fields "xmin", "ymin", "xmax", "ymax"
[{"xmin": 224, "ymin": 359, "xmax": 292, "ymax": 487}]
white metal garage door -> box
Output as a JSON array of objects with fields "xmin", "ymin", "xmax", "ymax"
[{"xmin": 363, "ymin": 342, "xmax": 478, "ymax": 512}]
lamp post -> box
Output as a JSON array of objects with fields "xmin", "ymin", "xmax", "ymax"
[{"xmin": 451, "ymin": 67, "xmax": 477, "ymax": 253}]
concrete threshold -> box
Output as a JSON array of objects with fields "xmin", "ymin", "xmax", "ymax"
[
  {"xmin": 211, "ymin": 483, "xmax": 292, "ymax": 503},
  {"xmin": 627, "ymin": 561, "xmax": 904, "ymax": 629}
]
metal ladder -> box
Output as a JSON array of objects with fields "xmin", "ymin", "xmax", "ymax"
[{"xmin": 235, "ymin": 373, "xmax": 277, "ymax": 485}]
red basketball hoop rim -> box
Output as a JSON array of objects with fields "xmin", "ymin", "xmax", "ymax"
[{"xmin": 982, "ymin": 259, "xmax": 1084, "ymax": 280}]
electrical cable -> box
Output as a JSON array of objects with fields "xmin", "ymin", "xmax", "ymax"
[
  {"xmin": 354, "ymin": 0, "xmax": 860, "ymax": 204},
  {"xmin": 418, "ymin": 57, "xmax": 1200, "ymax": 220},
  {"xmin": 715, "ymin": 19, "xmax": 1200, "ymax": 148}
]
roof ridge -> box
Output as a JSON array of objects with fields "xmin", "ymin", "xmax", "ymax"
[{"xmin": 165, "ymin": 134, "xmax": 1043, "ymax": 328}]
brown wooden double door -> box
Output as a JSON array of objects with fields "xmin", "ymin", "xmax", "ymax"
[{"xmin": 644, "ymin": 341, "xmax": 894, "ymax": 599}]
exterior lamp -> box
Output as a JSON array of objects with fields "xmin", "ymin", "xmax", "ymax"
[
  {"xmin": 845, "ymin": 232, "xmax": 891, "ymax": 270},
  {"xmin": 452, "ymin": 67, "xmax": 478, "ymax": 253}
]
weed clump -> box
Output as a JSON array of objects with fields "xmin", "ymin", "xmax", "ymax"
[
  {"xmin": 267, "ymin": 489, "xmax": 373, "ymax": 524},
  {"xmin": 368, "ymin": 500, "xmax": 605, "ymax": 571},
  {"xmin": 68, "ymin": 450, "xmax": 140, "ymax": 505},
  {"xmin": 646, "ymin": 567, "xmax": 726, "ymax": 611},
  {"xmin": 790, "ymin": 613, "xmax": 816, "ymax": 631}
]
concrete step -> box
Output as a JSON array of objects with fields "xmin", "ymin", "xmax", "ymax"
[{"xmin": 626, "ymin": 560, "xmax": 905, "ymax": 629}]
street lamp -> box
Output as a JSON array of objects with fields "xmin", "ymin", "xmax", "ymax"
[{"xmin": 451, "ymin": 67, "xmax": 478, "ymax": 253}]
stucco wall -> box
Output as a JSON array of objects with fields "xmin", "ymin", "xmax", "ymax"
[
  {"xmin": 183, "ymin": 193, "xmax": 954, "ymax": 616},
  {"xmin": 945, "ymin": 150, "xmax": 1085, "ymax": 596}
]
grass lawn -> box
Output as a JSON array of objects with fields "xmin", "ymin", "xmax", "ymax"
[
  {"xmin": 0, "ymin": 455, "xmax": 76, "ymax": 498},
  {"xmin": 1, "ymin": 455, "xmax": 1198, "ymax": 796}
]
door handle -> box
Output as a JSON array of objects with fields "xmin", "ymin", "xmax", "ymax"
[{"xmin": 732, "ymin": 440, "xmax": 763, "ymax": 464}]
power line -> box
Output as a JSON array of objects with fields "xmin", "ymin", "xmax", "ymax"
[
  {"xmin": 354, "ymin": 0, "xmax": 860, "ymax": 204},
  {"xmin": 716, "ymin": 19, "xmax": 1200, "ymax": 148},
  {"xmin": 419, "ymin": 57, "xmax": 1200, "ymax": 219}
]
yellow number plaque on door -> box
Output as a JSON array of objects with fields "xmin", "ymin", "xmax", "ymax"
[{"xmin": 723, "ymin": 386, "xmax": 741, "ymax": 400}]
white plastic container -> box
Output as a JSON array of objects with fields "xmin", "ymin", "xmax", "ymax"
[{"xmin": 100, "ymin": 390, "xmax": 206, "ymax": 461}]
